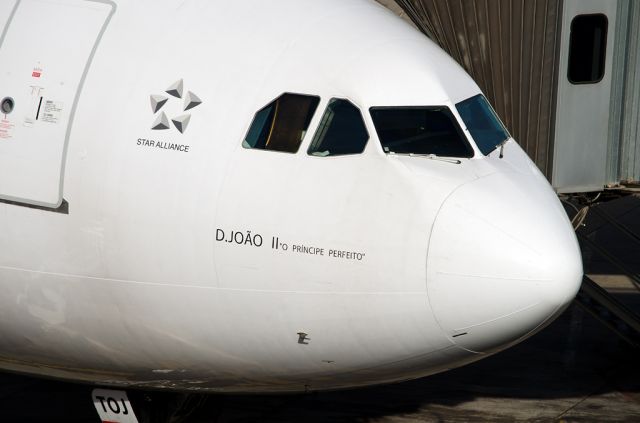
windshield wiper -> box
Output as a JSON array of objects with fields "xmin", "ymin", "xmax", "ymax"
[
  {"xmin": 497, "ymin": 138, "xmax": 509, "ymax": 159},
  {"xmin": 489, "ymin": 137, "xmax": 511, "ymax": 158},
  {"xmin": 388, "ymin": 151, "xmax": 462, "ymax": 164}
]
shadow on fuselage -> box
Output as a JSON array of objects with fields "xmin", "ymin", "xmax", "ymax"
[{"xmin": 1, "ymin": 297, "xmax": 639, "ymax": 422}]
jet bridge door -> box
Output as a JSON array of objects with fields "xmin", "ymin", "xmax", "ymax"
[
  {"xmin": 0, "ymin": 0, "xmax": 114, "ymax": 208},
  {"xmin": 552, "ymin": 0, "xmax": 617, "ymax": 193}
]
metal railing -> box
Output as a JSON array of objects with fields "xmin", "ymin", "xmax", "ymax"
[
  {"xmin": 567, "ymin": 197, "xmax": 640, "ymax": 348},
  {"xmin": 575, "ymin": 276, "xmax": 640, "ymax": 349}
]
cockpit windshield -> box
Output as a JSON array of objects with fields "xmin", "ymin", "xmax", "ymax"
[
  {"xmin": 370, "ymin": 107, "xmax": 474, "ymax": 158},
  {"xmin": 455, "ymin": 94, "xmax": 510, "ymax": 155}
]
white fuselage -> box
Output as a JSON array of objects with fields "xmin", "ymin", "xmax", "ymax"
[{"xmin": 0, "ymin": 0, "xmax": 582, "ymax": 393}]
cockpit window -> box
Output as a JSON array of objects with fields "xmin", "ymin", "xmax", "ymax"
[
  {"xmin": 243, "ymin": 93, "xmax": 320, "ymax": 153},
  {"xmin": 455, "ymin": 94, "xmax": 510, "ymax": 155},
  {"xmin": 308, "ymin": 99, "xmax": 368, "ymax": 157},
  {"xmin": 369, "ymin": 107, "xmax": 474, "ymax": 158}
]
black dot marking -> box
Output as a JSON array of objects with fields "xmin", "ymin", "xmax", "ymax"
[{"xmin": 1, "ymin": 97, "xmax": 15, "ymax": 114}]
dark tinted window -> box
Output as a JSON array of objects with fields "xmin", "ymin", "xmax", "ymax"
[
  {"xmin": 308, "ymin": 99, "xmax": 368, "ymax": 157},
  {"xmin": 243, "ymin": 93, "xmax": 320, "ymax": 153},
  {"xmin": 568, "ymin": 14, "xmax": 608, "ymax": 84},
  {"xmin": 370, "ymin": 107, "xmax": 473, "ymax": 158},
  {"xmin": 456, "ymin": 94, "xmax": 509, "ymax": 156}
]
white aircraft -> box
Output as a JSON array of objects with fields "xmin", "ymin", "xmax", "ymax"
[{"xmin": 0, "ymin": 0, "xmax": 581, "ymax": 409}]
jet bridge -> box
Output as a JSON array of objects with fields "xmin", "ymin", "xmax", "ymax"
[{"xmin": 382, "ymin": 0, "xmax": 640, "ymax": 193}]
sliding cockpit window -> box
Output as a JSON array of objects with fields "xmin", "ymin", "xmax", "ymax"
[
  {"xmin": 455, "ymin": 94, "xmax": 509, "ymax": 156},
  {"xmin": 243, "ymin": 93, "xmax": 320, "ymax": 153},
  {"xmin": 308, "ymin": 99, "xmax": 369, "ymax": 157},
  {"xmin": 369, "ymin": 106, "xmax": 474, "ymax": 158}
]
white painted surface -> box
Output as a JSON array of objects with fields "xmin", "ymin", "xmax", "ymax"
[
  {"xmin": 0, "ymin": 0, "xmax": 113, "ymax": 207},
  {"xmin": 0, "ymin": 0, "xmax": 582, "ymax": 393},
  {"xmin": 92, "ymin": 389, "xmax": 139, "ymax": 423},
  {"xmin": 0, "ymin": 1, "xmax": 14, "ymax": 34}
]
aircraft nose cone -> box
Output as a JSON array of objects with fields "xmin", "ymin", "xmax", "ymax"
[{"xmin": 426, "ymin": 171, "xmax": 582, "ymax": 353}]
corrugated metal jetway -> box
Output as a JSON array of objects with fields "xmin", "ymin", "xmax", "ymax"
[
  {"xmin": 382, "ymin": 0, "xmax": 640, "ymax": 193},
  {"xmin": 610, "ymin": 0, "xmax": 640, "ymax": 186},
  {"xmin": 384, "ymin": 0, "xmax": 563, "ymax": 180}
]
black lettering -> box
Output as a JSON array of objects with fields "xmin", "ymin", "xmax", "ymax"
[
  {"xmin": 96, "ymin": 396, "xmax": 107, "ymax": 413},
  {"xmin": 120, "ymin": 398, "xmax": 129, "ymax": 415},
  {"xmin": 107, "ymin": 397, "xmax": 121, "ymax": 414},
  {"xmin": 216, "ymin": 229, "xmax": 225, "ymax": 241}
]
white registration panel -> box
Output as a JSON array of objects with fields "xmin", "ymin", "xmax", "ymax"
[{"xmin": 91, "ymin": 389, "xmax": 139, "ymax": 423}]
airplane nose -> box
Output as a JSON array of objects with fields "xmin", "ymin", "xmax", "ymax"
[{"xmin": 426, "ymin": 171, "xmax": 583, "ymax": 353}]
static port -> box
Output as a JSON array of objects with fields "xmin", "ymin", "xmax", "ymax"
[{"xmin": 1, "ymin": 97, "xmax": 15, "ymax": 115}]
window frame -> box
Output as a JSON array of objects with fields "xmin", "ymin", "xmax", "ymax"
[
  {"xmin": 455, "ymin": 94, "xmax": 510, "ymax": 156},
  {"xmin": 307, "ymin": 97, "xmax": 370, "ymax": 158},
  {"xmin": 369, "ymin": 105, "xmax": 475, "ymax": 159},
  {"xmin": 567, "ymin": 13, "xmax": 609, "ymax": 85},
  {"xmin": 242, "ymin": 92, "xmax": 321, "ymax": 154}
]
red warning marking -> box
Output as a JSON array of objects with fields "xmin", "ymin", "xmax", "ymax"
[{"xmin": 32, "ymin": 71, "xmax": 41, "ymax": 78}]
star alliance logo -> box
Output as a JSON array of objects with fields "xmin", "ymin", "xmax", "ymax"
[{"xmin": 150, "ymin": 79, "xmax": 202, "ymax": 134}]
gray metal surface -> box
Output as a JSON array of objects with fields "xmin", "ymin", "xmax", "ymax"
[
  {"xmin": 552, "ymin": 0, "xmax": 618, "ymax": 193},
  {"xmin": 618, "ymin": 0, "xmax": 640, "ymax": 184},
  {"xmin": 607, "ymin": 0, "xmax": 630, "ymax": 185}
]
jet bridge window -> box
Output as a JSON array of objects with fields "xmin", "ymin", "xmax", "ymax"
[
  {"xmin": 568, "ymin": 14, "xmax": 608, "ymax": 84},
  {"xmin": 308, "ymin": 99, "xmax": 369, "ymax": 157},
  {"xmin": 370, "ymin": 107, "xmax": 474, "ymax": 158},
  {"xmin": 243, "ymin": 93, "xmax": 320, "ymax": 153}
]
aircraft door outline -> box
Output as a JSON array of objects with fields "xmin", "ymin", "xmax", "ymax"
[{"xmin": 0, "ymin": 0, "xmax": 115, "ymax": 209}]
